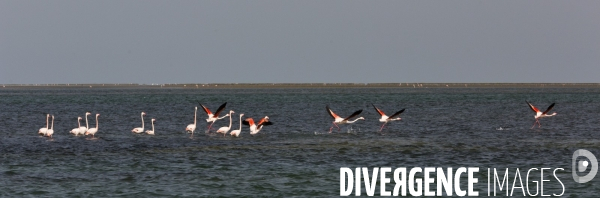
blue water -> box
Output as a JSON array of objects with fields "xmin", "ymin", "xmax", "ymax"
[{"xmin": 1, "ymin": 88, "xmax": 599, "ymax": 196}]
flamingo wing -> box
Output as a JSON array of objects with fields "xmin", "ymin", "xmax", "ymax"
[
  {"xmin": 212, "ymin": 102, "xmax": 228, "ymax": 117},
  {"xmin": 526, "ymin": 101, "xmax": 540, "ymax": 112},
  {"xmin": 242, "ymin": 118, "xmax": 255, "ymax": 126},
  {"xmin": 372, "ymin": 104, "xmax": 386, "ymax": 116},
  {"xmin": 198, "ymin": 102, "xmax": 213, "ymax": 115},
  {"xmin": 343, "ymin": 109, "xmax": 363, "ymax": 121},
  {"xmin": 542, "ymin": 103, "xmax": 555, "ymax": 115},
  {"xmin": 388, "ymin": 108, "xmax": 406, "ymax": 119},
  {"xmin": 257, "ymin": 117, "xmax": 273, "ymax": 126},
  {"xmin": 326, "ymin": 106, "xmax": 341, "ymax": 119}
]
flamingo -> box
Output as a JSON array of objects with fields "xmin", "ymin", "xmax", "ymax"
[
  {"xmin": 526, "ymin": 101, "xmax": 557, "ymax": 129},
  {"xmin": 185, "ymin": 107, "xmax": 197, "ymax": 136},
  {"xmin": 372, "ymin": 104, "xmax": 405, "ymax": 131},
  {"xmin": 85, "ymin": 114, "xmax": 100, "ymax": 138},
  {"xmin": 70, "ymin": 117, "xmax": 83, "ymax": 136},
  {"xmin": 46, "ymin": 115, "xmax": 55, "ymax": 138},
  {"xmin": 216, "ymin": 110, "xmax": 235, "ymax": 136},
  {"xmin": 146, "ymin": 119, "xmax": 156, "ymax": 135},
  {"xmin": 242, "ymin": 116, "xmax": 273, "ymax": 135},
  {"xmin": 198, "ymin": 102, "xmax": 229, "ymax": 131},
  {"xmin": 326, "ymin": 105, "xmax": 364, "ymax": 133},
  {"xmin": 132, "ymin": 112, "xmax": 146, "ymax": 133},
  {"xmin": 78, "ymin": 112, "xmax": 91, "ymax": 136},
  {"xmin": 230, "ymin": 114, "xmax": 244, "ymax": 137},
  {"xmin": 38, "ymin": 114, "xmax": 50, "ymax": 135}
]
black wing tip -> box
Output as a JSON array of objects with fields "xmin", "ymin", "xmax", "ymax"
[
  {"xmin": 262, "ymin": 121, "xmax": 273, "ymax": 126},
  {"xmin": 242, "ymin": 120, "xmax": 250, "ymax": 125}
]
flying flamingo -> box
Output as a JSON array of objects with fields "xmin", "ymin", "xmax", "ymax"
[
  {"xmin": 85, "ymin": 114, "xmax": 100, "ymax": 138},
  {"xmin": 146, "ymin": 119, "xmax": 156, "ymax": 135},
  {"xmin": 326, "ymin": 105, "xmax": 364, "ymax": 133},
  {"xmin": 185, "ymin": 107, "xmax": 197, "ymax": 136},
  {"xmin": 230, "ymin": 114, "xmax": 244, "ymax": 137},
  {"xmin": 526, "ymin": 101, "xmax": 557, "ymax": 128},
  {"xmin": 242, "ymin": 116, "xmax": 273, "ymax": 135},
  {"xmin": 216, "ymin": 110, "xmax": 235, "ymax": 136},
  {"xmin": 70, "ymin": 117, "xmax": 83, "ymax": 136},
  {"xmin": 38, "ymin": 114, "xmax": 50, "ymax": 135},
  {"xmin": 132, "ymin": 112, "xmax": 146, "ymax": 133},
  {"xmin": 78, "ymin": 112, "xmax": 91, "ymax": 136},
  {"xmin": 46, "ymin": 115, "xmax": 55, "ymax": 138},
  {"xmin": 372, "ymin": 104, "xmax": 405, "ymax": 131},
  {"xmin": 198, "ymin": 102, "xmax": 229, "ymax": 131}
]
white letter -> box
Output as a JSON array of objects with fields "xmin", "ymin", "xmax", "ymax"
[
  {"xmin": 340, "ymin": 168, "xmax": 353, "ymax": 196},
  {"xmin": 468, "ymin": 167, "xmax": 479, "ymax": 196},
  {"xmin": 363, "ymin": 167, "xmax": 379, "ymax": 196},
  {"xmin": 540, "ymin": 168, "xmax": 550, "ymax": 196},
  {"xmin": 393, "ymin": 168, "xmax": 407, "ymax": 196},
  {"xmin": 409, "ymin": 167, "xmax": 422, "ymax": 196},
  {"xmin": 455, "ymin": 167, "xmax": 466, "ymax": 196},
  {"xmin": 553, "ymin": 168, "xmax": 565, "ymax": 196},
  {"xmin": 424, "ymin": 167, "xmax": 435, "ymax": 196},
  {"xmin": 355, "ymin": 167, "xmax": 361, "ymax": 196},
  {"xmin": 487, "ymin": 168, "xmax": 490, "ymax": 196},
  {"xmin": 437, "ymin": 167, "xmax": 453, "ymax": 196},
  {"xmin": 493, "ymin": 168, "xmax": 509, "ymax": 196},
  {"xmin": 381, "ymin": 167, "xmax": 392, "ymax": 196},
  {"xmin": 526, "ymin": 168, "xmax": 538, "ymax": 196},
  {"xmin": 510, "ymin": 168, "xmax": 525, "ymax": 196}
]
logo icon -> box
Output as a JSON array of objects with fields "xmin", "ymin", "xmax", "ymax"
[{"xmin": 572, "ymin": 149, "xmax": 598, "ymax": 183}]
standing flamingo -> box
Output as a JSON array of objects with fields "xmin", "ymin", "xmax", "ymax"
[
  {"xmin": 230, "ymin": 114, "xmax": 244, "ymax": 137},
  {"xmin": 242, "ymin": 116, "xmax": 273, "ymax": 135},
  {"xmin": 46, "ymin": 115, "xmax": 55, "ymax": 138},
  {"xmin": 372, "ymin": 104, "xmax": 405, "ymax": 131},
  {"xmin": 78, "ymin": 112, "xmax": 91, "ymax": 136},
  {"xmin": 70, "ymin": 117, "xmax": 83, "ymax": 136},
  {"xmin": 326, "ymin": 106, "xmax": 364, "ymax": 133},
  {"xmin": 38, "ymin": 114, "xmax": 50, "ymax": 135},
  {"xmin": 526, "ymin": 101, "xmax": 557, "ymax": 128},
  {"xmin": 216, "ymin": 110, "xmax": 235, "ymax": 136},
  {"xmin": 132, "ymin": 112, "xmax": 146, "ymax": 133},
  {"xmin": 146, "ymin": 119, "xmax": 156, "ymax": 135},
  {"xmin": 198, "ymin": 102, "xmax": 229, "ymax": 131},
  {"xmin": 85, "ymin": 114, "xmax": 100, "ymax": 138},
  {"xmin": 185, "ymin": 107, "xmax": 197, "ymax": 136}
]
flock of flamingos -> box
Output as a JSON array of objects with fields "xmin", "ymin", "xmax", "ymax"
[{"xmin": 35, "ymin": 101, "xmax": 557, "ymax": 139}]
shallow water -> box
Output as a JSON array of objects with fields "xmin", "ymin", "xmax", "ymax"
[{"xmin": 1, "ymin": 88, "xmax": 599, "ymax": 196}]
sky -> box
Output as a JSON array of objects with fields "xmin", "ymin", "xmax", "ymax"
[{"xmin": 1, "ymin": 1, "xmax": 599, "ymax": 84}]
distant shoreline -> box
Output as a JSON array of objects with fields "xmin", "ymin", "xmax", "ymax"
[{"xmin": 1, "ymin": 83, "xmax": 600, "ymax": 89}]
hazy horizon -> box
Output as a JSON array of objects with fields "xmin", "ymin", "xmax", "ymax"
[{"xmin": 2, "ymin": 1, "xmax": 599, "ymax": 84}]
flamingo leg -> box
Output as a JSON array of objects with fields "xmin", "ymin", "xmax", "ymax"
[
  {"xmin": 207, "ymin": 122, "xmax": 214, "ymax": 131},
  {"xmin": 329, "ymin": 122, "xmax": 340, "ymax": 133},
  {"xmin": 379, "ymin": 123, "xmax": 387, "ymax": 132}
]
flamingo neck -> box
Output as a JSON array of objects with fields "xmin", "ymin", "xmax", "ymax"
[
  {"xmin": 95, "ymin": 115, "xmax": 99, "ymax": 129},
  {"xmin": 228, "ymin": 113, "xmax": 233, "ymax": 128},
  {"xmin": 85, "ymin": 114, "xmax": 89, "ymax": 129},
  {"xmin": 152, "ymin": 121, "xmax": 154, "ymax": 131},
  {"xmin": 193, "ymin": 108, "xmax": 197, "ymax": 125},
  {"xmin": 78, "ymin": 118, "xmax": 81, "ymax": 128},
  {"xmin": 46, "ymin": 115, "xmax": 49, "ymax": 129},
  {"xmin": 141, "ymin": 113, "xmax": 145, "ymax": 128},
  {"xmin": 347, "ymin": 118, "xmax": 363, "ymax": 123},
  {"xmin": 50, "ymin": 117, "xmax": 54, "ymax": 130}
]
